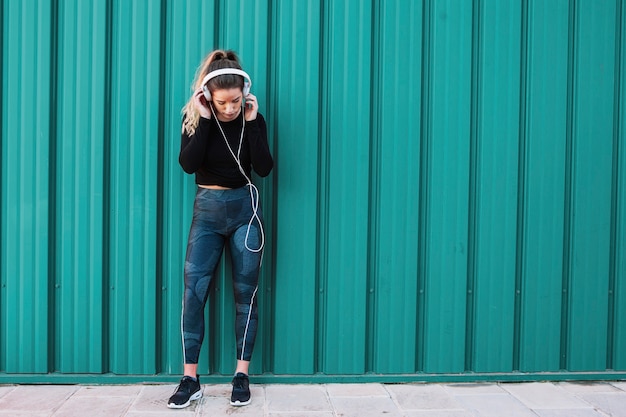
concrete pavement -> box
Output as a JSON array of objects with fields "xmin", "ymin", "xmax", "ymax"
[{"xmin": 0, "ymin": 380, "xmax": 625, "ymax": 416}]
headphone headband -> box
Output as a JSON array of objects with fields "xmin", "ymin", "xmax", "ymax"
[{"xmin": 201, "ymin": 68, "xmax": 252, "ymax": 90}]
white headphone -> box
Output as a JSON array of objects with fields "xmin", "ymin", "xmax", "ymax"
[{"xmin": 201, "ymin": 68, "xmax": 252, "ymax": 101}]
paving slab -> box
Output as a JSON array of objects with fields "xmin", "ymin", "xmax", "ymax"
[
  {"xmin": 0, "ymin": 411, "xmax": 50, "ymax": 417},
  {"xmin": 532, "ymin": 410, "xmax": 609, "ymax": 417},
  {"xmin": 268, "ymin": 412, "xmax": 335, "ymax": 417},
  {"xmin": 330, "ymin": 395, "xmax": 402, "ymax": 417},
  {"xmin": 454, "ymin": 393, "xmax": 538, "ymax": 417},
  {"xmin": 0, "ymin": 385, "xmax": 15, "ymax": 399},
  {"xmin": 611, "ymin": 381, "xmax": 626, "ymax": 391},
  {"xmin": 72, "ymin": 385, "xmax": 142, "ymax": 397},
  {"xmin": 126, "ymin": 413, "xmax": 192, "ymax": 417},
  {"xmin": 198, "ymin": 384, "xmax": 264, "ymax": 416},
  {"xmin": 386, "ymin": 383, "xmax": 464, "ymax": 411},
  {"xmin": 202, "ymin": 383, "xmax": 233, "ymax": 398},
  {"xmin": 576, "ymin": 392, "xmax": 626, "ymax": 417},
  {"xmin": 404, "ymin": 412, "xmax": 476, "ymax": 417},
  {"xmin": 501, "ymin": 382, "xmax": 591, "ymax": 409},
  {"xmin": 266, "ymin": 384, "xmax": 332, "ymax": 413},
  {"xmin": 557, "ymin": 381, "xmax": 620, "ymax": 394},
  {"xmin": 51, "ymin": 395, "xmax": 133, "ymax": 417},
  {"xmin": 128, "ymin": 384, "xmax": 197, "ymax": 413},
  {"xmin": 444, "ymin": 383, "xmax": 506, "ymax": 396},
  {"xmin": 198, "ymin": 395, "xmax": 265, "ymax": 416},
  {"xmin": 0, "ymin": 385, "xmax": 78, "ymax": 415},
  {"xmin": 325, "ymin": 382, "xmax": 388, "ymax": 397}
]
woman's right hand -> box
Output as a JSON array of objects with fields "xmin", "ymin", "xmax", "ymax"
[{"xmin": 194, "ymin": 88, "xmax": 211, "ymax": 119}]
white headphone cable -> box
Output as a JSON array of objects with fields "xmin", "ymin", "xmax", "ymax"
[{"xmin": 210, "ymin": 104, "xmax": 265, "ymax": 256}]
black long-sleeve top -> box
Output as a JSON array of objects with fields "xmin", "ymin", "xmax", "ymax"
[{"xmin": 179, "ymin": 112, "xmax": 273, "ymax": 188}]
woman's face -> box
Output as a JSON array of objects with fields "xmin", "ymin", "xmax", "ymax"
[{"xmin": 210, "ymin": 88, "xmax": 243, "ymax": 122}]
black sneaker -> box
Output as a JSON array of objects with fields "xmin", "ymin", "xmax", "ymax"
[
  {"xmin": 167, "ymin": 375, "xmax": 202, "ymax": 409},
  {"xmin": 230, "ymin": 372, "xmax": 251, "ymax": 406}
]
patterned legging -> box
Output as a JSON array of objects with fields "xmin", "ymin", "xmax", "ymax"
[{"xmin": 181, "ymin": 186, "xmax": 263, "ymax": 364}]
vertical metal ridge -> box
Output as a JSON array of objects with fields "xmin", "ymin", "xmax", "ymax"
[
  {"xmin": 214, "ymin": 0, "xmax": 221, "ymax": 47},
  {"xmin": 262, "ymin": 0, "xmax": 278, "ymax": 372},
  {"xmin": 258, "ymin": 0, "xmax": 276, "ymax": 375},
  {"xmin": 315, "ymin": 0, "xmax": 329, "ymax": 374},
  {"xmin": 101, "ymin": 0, "xmax": 114, "ymax": 373},
  {"xmin": 616, "ymin": 0, "xmax": 626, "ymax": 371},
  {"xmin": 465, "ymin": 0, "xmax": 482, "ymax": 373},
  {"xmin": 607, "ymin": 0, "xmax": 624, "ymax": 370},
  {"xmin": 0, "ymin": 0, "xmax": 3, "ymax": 371},
  {"xmin": 513, "ymin": 0, "xmax": 530, "ymax": 373},
  {"xmin": 47, "ymin": 0, "xmax": 60, "ymax": 373},
  {"xmin": 154, "ymin": 0, "xmax": 168, "ymax": 375},
  {"xmin": 560, "ymin": 0, "xmax": 577, "ymax": 371},
  {"xmin": 416, "ymin": 0, "xmax": 432, "ymax": 373},
  {"xmin": 365, "ymin": 0, "xmax": 381, "ymax": 374},
  {"xmin": 264, "ymin": 0, "xmax": 276, "ymax": 375}
]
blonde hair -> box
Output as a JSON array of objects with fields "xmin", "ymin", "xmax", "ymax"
[{"xmin": 182, "ymin": 50, "xmax": 243, "ymax": 136}]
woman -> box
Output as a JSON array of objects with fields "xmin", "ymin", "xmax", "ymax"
[{"xmin": 168, "ymin": 50, "xmax": 273, "ymax": 409}]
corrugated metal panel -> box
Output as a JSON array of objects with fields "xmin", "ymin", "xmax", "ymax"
[
  {"xmin": 107, "ymin": 0, "xmax": 161, "ymax": 374},
  {"xmin": 54, "ymin": 0, "xmax": 107, "ymax": 373},
  {"xmin": 468, "ymin": 0, "xmax": 522, "ymax": 373},
  {"xmin": 566, "ymin": 0, "xmax": 616, "ymax": 372},
  {"xmin": 1, "ymin": 0, "xmax": 52, "ymax": 374},
  {"xmin": 421, "ymin": 0, "xmax": 473, "ymax": 374},
  {"xmin": 518, "ymin": 0, "xmax": 569, "ymax": 372},
  {"xmin": 466, "ymin": 0, "xmax": 522, "ymax": 372},
  {"xmin": 158, "ymin": 0, "xmax": 217, "ymax": 377},
  {"xmin": 271, "ymin": 0, "xmax": 322, "ymax": 375},
  {"xmin": 321, "ymin": 0, "xmax": 373, "ymax": 375},
  {"xmin": 370, "ymin": 0, "xmax": 421, "ymax": 374},
  {"xmin": 1, "ymin": 0, "xmax": 626, "ymax": 381}
]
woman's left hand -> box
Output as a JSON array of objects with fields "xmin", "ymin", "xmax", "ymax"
[{"xmin": 244, "ymin": 93, "xmax": 258, "ymax": 121}]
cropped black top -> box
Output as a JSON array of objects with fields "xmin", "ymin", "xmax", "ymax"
[{"xmin": 179, "ymin": 113, "xmax": 273, "ymax": 188}]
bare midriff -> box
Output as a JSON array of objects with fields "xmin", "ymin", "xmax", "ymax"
[{"xmin": 199, "ymin": 184, "xmax": 232, "ymax": 190}]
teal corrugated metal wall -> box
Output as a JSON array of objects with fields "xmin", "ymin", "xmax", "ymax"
[{"xmin": 1, "ymin": 0, "xmax": 625, "ymax": 381}]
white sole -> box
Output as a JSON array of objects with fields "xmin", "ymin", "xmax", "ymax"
[
  {"xmin": 167, "ymin": 390, "xmax": 202, "ymax": 409},
  {"xmin": 230, "ymin": 398, "xmax": 251, "ymax": 407}
]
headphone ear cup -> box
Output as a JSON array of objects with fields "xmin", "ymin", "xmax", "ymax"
[
  {"xmin": 243, "ymin": 81, "xmax": 250, "ymax": 97},
  {"xmin": 202, "ymin": 84, "xmax": 211, "ymax": 101}
]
